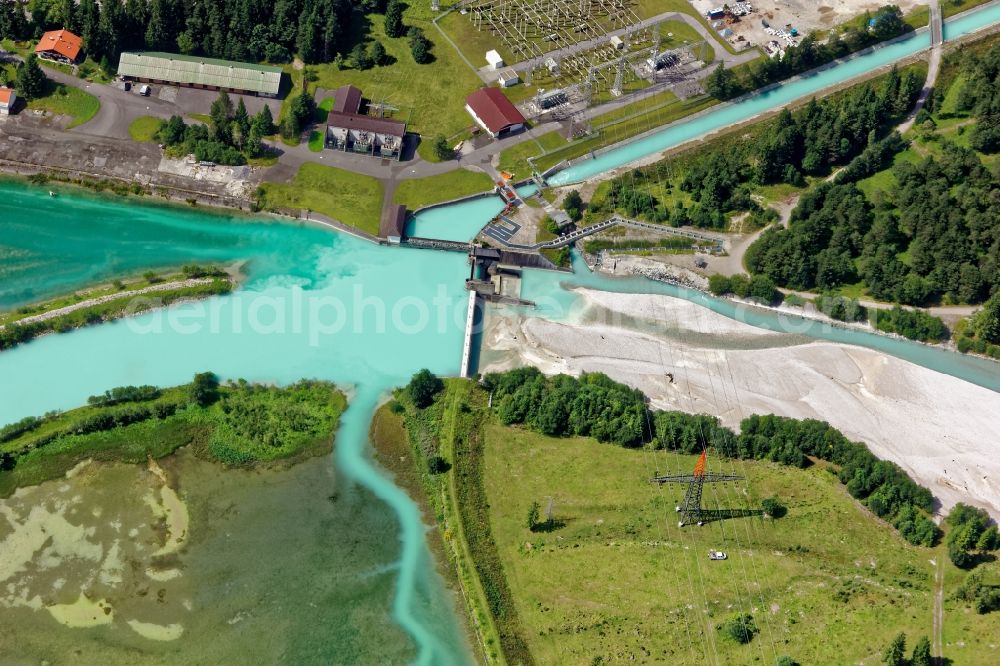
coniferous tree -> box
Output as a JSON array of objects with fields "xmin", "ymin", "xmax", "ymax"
[
  {"xmin": 16, "ymin": 54, "xmax": 47, "ymax": 101},
  {"xmin": 369, "ymin": 40, "xmax": 386, "ymax": 66},
  {"xmin": 384, "ymin": 0, "xmax": 404, "ymax": 38},
  {"xmin": 910, "ymin": 636, "xmax": 932, "ymax": 666},
  {"xmin": 253, "ymin": 106, "xmax": 275, "ymax": 136}
]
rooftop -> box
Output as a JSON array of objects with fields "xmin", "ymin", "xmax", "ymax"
[
  {"xmin": 35, "ymin": 29, "xmax": 82, "ymax": 62},
  {"xmin": 465, "ymin": 88, "xmax": 526, "ymax": 134},
  {"xmin": 380, "ymin": 204, "xmax": 408, "ymax": 239},
  {"xmin": 332, "ymin": 85, "xmax": 362, "ymax": 115},
  {"xmin": 0, "ymin": 88, "xmax": 14, "ymax": 105},
  {"xmin": 117, "ymin": 52, "xmax": 282, "ymax": 95},
  {"xmin": 326, "ymin": 110, "xmax": 405, "ymax": 137}
]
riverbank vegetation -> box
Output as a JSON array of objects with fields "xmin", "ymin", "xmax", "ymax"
[
  {"xmin": 390, "ymin": 369, "xmax": 997, "ymax": 664},
  {"xmin": 0, "ymin": 264, "xmax": 229, "ymax": 327},
  {"xmin": 257, "ymin": 163, "xmax": 384, "ymax": 236},
  {"xmin": 0, "ymin": 272, "xmax": 232, "ymax": 353},
  {"xmin": 0, "ymin": 374, "xmax": 346, "ymax": 496}
]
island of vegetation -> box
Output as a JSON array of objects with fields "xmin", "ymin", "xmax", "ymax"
[
  {"xmin": 0, "ymin": 372, "xmax": 346, "ymax": 496},
  {"xmin": 375, "ymin": 368, "xmax": 1000, "ymax": 665},
  {"xmin": 0, "ymin": 264, "xmax": 235, "ymax": 353}
]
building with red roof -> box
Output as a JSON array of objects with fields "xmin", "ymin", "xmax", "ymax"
[
  {"xmin": 465, "ymin": 88, "xmax": 526, "ymax": 139},
  {"xmin": 35, "ymin": 29, "xmax": 83, "ymax": 64}
]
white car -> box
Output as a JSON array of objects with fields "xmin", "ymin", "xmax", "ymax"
[{"xmin": 708, "ymin": 550, "xmax": 728, "ymax": 561}]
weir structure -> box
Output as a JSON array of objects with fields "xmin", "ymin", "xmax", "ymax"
[{"xmin": 653, "ymin": 451, "xmax": 743, "ymax": 527}]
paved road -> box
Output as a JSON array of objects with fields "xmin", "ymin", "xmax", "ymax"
[
  {"xmin": 897, "ymin": 0, "xmax": 942, "ymax": 134},
  {"xmin": 9, "ymin": 57, "xmax": 179, "ymax": 139}
]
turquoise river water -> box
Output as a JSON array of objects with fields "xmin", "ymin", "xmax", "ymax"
[{"xmin": 3, "ymin": 5, "xmax": 1000, "ymax": 661}]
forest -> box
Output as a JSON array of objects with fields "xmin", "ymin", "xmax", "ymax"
[
  {"xmin": 599, "ymin": 67, "xmax": 921, "ymax": 230},
  {"xmin": 705, "ymin": 5, "xmax": 910, "ymax": 101},
  {"xmin": 0, "ymin": 0, "xmax": 368, "ymax": 66},
  {"xmin": 481, "ymin": 368, "xmax": 941, "ymax": 547},
  {"xmin": 745, "ymin": 46, "xmax": 1000, "ymax": 307}
]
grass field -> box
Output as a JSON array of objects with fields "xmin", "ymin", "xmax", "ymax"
[
  {"xmin": 480, "ymin": 424, "xmax": 944, "ymax": 664},
  {"xmin": 128, "ymin": 115, "xmax": 162, "ymax": 142},
  {"xmin": 257, "ymin": 163, "xmax": 384, "ymax": 236},
  {"xmin": 392, "ymin": 169, "xmax": 494, "ymax": 209},
  {"xmin": 28, "ymin": 80, "xmax": 100, "ymax": 128},
  {"xmin": 300, "ymin": 4, "xmax": 484, "ymax": 161}
]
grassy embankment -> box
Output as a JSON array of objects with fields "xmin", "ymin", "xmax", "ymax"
[
  {"xmin": 942, "ymin": 0, "xmax": 993, "ymax": 18},
  {"xmin": 389, "ymin": 378, "xmax": 999, "ymax": 665},
  {"xmin": 498, "ymin": 91, "xmax": 719, "ymax": 179},
  {"xmin": 372, "ymin": 380, "xmax": 530, "ymax": 666},
  {"xmin": 392, "ymin": 169, "xmax": 495, "ymax": 209},
  {"xmin": 0, "ymin": 376, "xmax": 346, "ymax": 497},
  {"xmin": 28, "ymin": 80, "xmax": 100, "ymax": 128},
  {"xmin": 0, "ymin": 269, "xmax": 233, "ymax": 353},
  {"xmin": 257, "ymin": 163, "xmax": 384, "ymax": 236}
]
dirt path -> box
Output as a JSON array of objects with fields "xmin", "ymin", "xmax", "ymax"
[
  {"xmin": 932, "ymin": 554, "xmax": 945, "ymax": 664},
  {"xmin": 0, "ymin": 278, "xmax": 218, "ymax": 330}
]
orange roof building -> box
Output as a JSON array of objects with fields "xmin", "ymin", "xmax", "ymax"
[
  {"xmin": 0, "ymin": 88, "xmax": 16, "ymax": 115},
  {"xmin": 35, "ymin": 29, "xmax": 83, "ymax": 64}
]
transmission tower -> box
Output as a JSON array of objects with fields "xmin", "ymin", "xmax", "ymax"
[{"xmin": 653, "ymin": 451, "xmax": 743, "ymax": 527}]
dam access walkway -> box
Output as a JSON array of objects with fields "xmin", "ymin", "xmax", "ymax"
[{"xmin": 479, "ymin": 214, "xmax": 725, "ymax": 252}]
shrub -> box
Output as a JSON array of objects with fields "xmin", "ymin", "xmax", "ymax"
[
  {"xmin": 717, "ymin": 613, "xmax": 758, "ymax": 644},
  {"xmin": 427, "ymin": 455, "xmax": 450, "ymax": 474},
  {"xmin": 762, "ymin": 497, "xmax": 787, "ymax": 518},
  {"xmin": 526, "ymin": 500, "xmax": 540, "ymax": 531},
  {"xmin": 190, "ymin": 372, "xmax": 220, "ymax": 406},
  {"xmin": 407, "ymin": 369, "xmax": 444, "ymax": 408}
]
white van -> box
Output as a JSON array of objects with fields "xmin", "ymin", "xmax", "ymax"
[{"xmin": 139, "ymin": 85, "xmax": 151, "ymax": 97}]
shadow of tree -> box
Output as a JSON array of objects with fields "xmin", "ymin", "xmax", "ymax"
[{"xmin": 530, "ymin": 518, "xmax": 569, "ymax": 533}]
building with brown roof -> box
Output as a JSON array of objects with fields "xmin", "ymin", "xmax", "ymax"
[
  {"xmin": 379, "ymin": 204, "xmax": 408, "ymax": 242},
  {"xmin": 332, "ymin": 85, "xmax": 362, "ymax": 114},
  {"xmin": 325, "ymin": 85, "xmax": 406, "ymax": 160},
  {"xmin": 35, "ymin": 29, "xmax": 83, "ymax": 65},
  {"xmin": 465, "ymin": 88, "xmax": 526, "ymax": 139}
]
